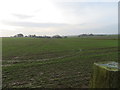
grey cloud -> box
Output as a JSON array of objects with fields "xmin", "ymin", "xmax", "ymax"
[
  {"xmin": 12, "ymin": 14, "xmax": 34, "ymax": 19},
  {"xmin": 3, "ymin": 21, "xmax": 68, "ymax": 28}
]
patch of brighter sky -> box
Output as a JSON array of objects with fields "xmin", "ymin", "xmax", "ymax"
[{"xmin": 0, "ymin": 0, "xmax": 118, "ymax": 37}]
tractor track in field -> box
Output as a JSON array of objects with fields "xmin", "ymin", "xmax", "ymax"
[
  {"xmin": 2, "ymin": 49, "xmax": 82, "ymax": 67},
  {"xmin": 2, "ymin": 47, "xmax": 118, "ymax": 67}
]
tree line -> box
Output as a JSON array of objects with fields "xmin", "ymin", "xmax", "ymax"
[
  {"xmin": 13, "ymin": 33, "xmax": 104, "ymax": 38},
  {"xmin": 13, "ymin": 34, "xmax": 67, "ymax": 38}
]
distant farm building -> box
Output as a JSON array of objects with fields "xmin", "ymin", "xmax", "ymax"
[
  {"xmin": 52, "ymin": 35, "xmax": 62, "ymax": 38},
  {"xmin": 78, "ymin": 34, "xmax": 94, "ymax": 37}
]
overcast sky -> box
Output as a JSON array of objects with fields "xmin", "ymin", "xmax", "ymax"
[{"xmin": 0, "ymin": 0, "xmax": 118, "ymax": 37}]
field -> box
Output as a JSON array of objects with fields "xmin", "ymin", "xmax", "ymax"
[{"xmin": 2, "ymin": 35, "xmax": 118, "ymax": 88}]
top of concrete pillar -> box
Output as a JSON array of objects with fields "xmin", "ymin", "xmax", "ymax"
[{"xmin": 94, "ymin": 61, "xmax": 119, "ymax": 71}]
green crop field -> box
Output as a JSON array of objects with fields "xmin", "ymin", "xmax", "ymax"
[{"xmin": 2, "ymin": 35, "xmax": 118, "ymax": 88}]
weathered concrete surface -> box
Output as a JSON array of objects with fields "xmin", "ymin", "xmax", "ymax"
[{"xmin": 90, "ymin": 61, "xmax": 119, "ymax": 88}]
